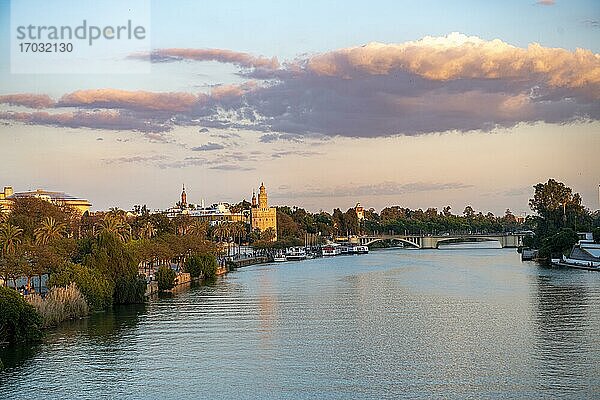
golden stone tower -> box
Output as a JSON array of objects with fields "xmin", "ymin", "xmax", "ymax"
[{"xmin": 251, "ymin": 182, "xmax": 277, "ymax": 241}]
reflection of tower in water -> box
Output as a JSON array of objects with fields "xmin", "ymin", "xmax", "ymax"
[{"xmin": 257, "ymin": 273, "xmax": 277, "ymax": 349}]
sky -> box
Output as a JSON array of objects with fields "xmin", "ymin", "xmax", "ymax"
[{"xmin": 0, "ymin": 0, "xmax": 599, "ymax": 215}]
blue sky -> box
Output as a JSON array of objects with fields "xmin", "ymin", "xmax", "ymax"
[{"xmin": 0, "ymin": 0, "xmax": 598, "ymax": 214}]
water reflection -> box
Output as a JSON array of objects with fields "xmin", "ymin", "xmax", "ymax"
[
  {"xmin": 257, "ymin": 273, "xmax": 276, "ymax": 348},
  {"xmin": 0, "ymin": 303, "xmax": 146, "ymax": 396},
  {"xmin": 533, "ymin": 272, "xmax": 598, "ymax": 395}
]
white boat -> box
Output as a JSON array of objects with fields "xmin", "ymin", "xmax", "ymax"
[
  {"xmin": 286, "ymin": 247, "xmax": 307, "ymax": 260},
  {"xmin": 550, "ymin": 238, "xmax": 600, "ymax": 271},
  {"xmin": 273, "ymin": 251, "xmax": 287, "ymax": 262},
  {"xmin": 354, "ymin": 245, "xmax": 369, "ymax": 254},
  {"xmin": 322, "ymin": 244, "xmax": 341, "ymax": 256}
]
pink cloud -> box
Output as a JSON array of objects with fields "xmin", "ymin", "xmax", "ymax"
[
  {"xmin": 304, "ymin": 33, "xmax": 599, "ymax": 99},
  {"xmin": 0, "ymin": 94, "xmax": 56, "ymax": 109},
  {"xmin": 58, "ymin": 89, "xmax": 204, "ymax": 113},
  {"xmin": 133, "ymin": 48, "xmax": 279, "ymax": 70},
  {"xmin": 0, "ymin": 110, "xmax": 169, "ymax": 133}
]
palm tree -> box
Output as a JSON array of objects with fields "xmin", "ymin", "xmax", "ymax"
[
  {"xmin": 140, "ymin": 221, "xmax": 156, "ymax": 240},
  {"xmin": 212, "ymin": 223, "xmax": 228, "ymax": 243},
  {"xmin": 175, "ymin": 214, "xmax": 192, "ymax": 236},
  {"xmin": 188, "ymin": 220, "xmax": 208, "ymax": 238},
  {"xmin": 97, "ymin": 214, "xmax": 131, "ymax": 242},
  {"xmin": 34, "ymin": 217, "xmax": 66, "ymax": 245},
  {"xmin": 0, "ymin": 222, "xmax": 24, "ymax": 256},
  {"xmin": 229, "ymin": 222, "xmax": 245, "ymax": 256}
]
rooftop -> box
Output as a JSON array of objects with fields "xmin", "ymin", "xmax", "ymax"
[{"xmin": 8, "ymin": 189, "xmax": 91, "ymax": 203}]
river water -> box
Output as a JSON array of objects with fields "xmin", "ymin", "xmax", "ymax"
[{"xmin": 1, "ymin": 247, "xmax": 599, "ymax": 399}]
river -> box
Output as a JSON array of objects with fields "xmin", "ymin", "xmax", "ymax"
[{"xmin": 1, "ymin": 246, "xmax": 599, "ymax": 399}]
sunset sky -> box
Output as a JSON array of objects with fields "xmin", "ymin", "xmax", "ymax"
[{"xmin": 0, "ymin": 0, "xmax": 598, "ymax": 215}]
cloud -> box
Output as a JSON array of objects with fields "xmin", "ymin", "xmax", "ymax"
[
  {"xmin": 208, "ymin": 163, "xmax": 255, "ymax": 171},
  {"xmin": 582, "ymin": 19, "xmax": 599, "ymax": 28},
  {"xmin": 276, "ymin": 181, "xmax": 473, "ymax": 198},
  {"xmin": 103, "ymin": 155, "xmax": 168, "ymax": 164},
  {"xmin": 58, "ymin": 89, "xmax": 202, "ymax": 113},
  {"xmin": 0, "ymin": 110, "xmax": 170, "ymax": 133},
  {"xmin": 497, "ymin": 186, "xmax": 533, "ymax": 197},
  {"xmin": 303, "ymin": 33, "xmax": 598, "ymax": 93},
  {"xmin": 0, "ymin": 94, "xmax": 55, "ymax": 109},
  {"xmin": 191, "ymin": 142, "xmax": 225, "ymax": 151},
  {"xmin": 536, "ymin": 0, "xmax": 555, "ymax": 5},
  {"xmin": 203, "ymin": 33, "xmax": 599, "ymax": 137},
  {"xmin": 271, "ymin": 150, "xmax": 322, "ymax": 158},
  {"xmin": 132, "ymin": 48, "xmax": 279, "ymax": 70},
  {"xmin": 3, "ymin": 34, "xmax": 599, "ymax": 138}
]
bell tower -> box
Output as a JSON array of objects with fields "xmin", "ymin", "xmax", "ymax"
[
  {"xmin": 258, "ymin": 182, "xmax": 268, "ymax": 209},
  {"xmin": 181, "ymin": 184, "xmax": 187, "ymax": 208},
  {"xmin": 250, "ymin": 182, "xmax": 277, "ymax": 241}
]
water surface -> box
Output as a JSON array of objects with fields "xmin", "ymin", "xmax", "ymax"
[{"xmin": 2, "ymin": 247, "xmax": 599, "ymax": 399}]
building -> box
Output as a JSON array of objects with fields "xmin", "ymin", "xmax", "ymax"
[
  {"xmin": 354, "ymin": 202, "xmax": 365, "ymax": 221},
  {"xmin": 0, "ymin": 186, "xmax": 14, "ymax": 212},
  {"xmin": 0, "ymin": 186, "xmax": 91, "ymax": 214},
  {"xmin": 165, "ymin": 184, "xmax": 249, "ymax": 225},
  {"xmin": 251, "ymin": 183, "xmax": 277, "ymax": 241}
]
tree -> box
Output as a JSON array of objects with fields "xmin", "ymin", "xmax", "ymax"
[
  {"xmin": 261, "ymin": 227, "xmax": 276, "ymax": 242},
  {"xmin": 0, "ymin": 286, "xmax": 42, "ymax": 344},
  {"xmin": 34, "ymin": 217, "xmax": 66, "ymax": 245},
  {"xmin": 0, "ymin": 222, "xmax": 23, "ymax": 255},
  {"xmin": 174, "ymin": 214, "xmax": 193, "ymax": 236},
  {"xmin": 592, "ymin": 227, "xmax": 600, "ymax": 244},
  {"xmin": 212, "ymin": 223, "xmax": 229, "ymax": 242},
  {"xmin": 83, "ymin": 231, "xmax": 145, "ymax": 304},
  {"xmin": 539, "ymin": 228, "xmax": 579, "ymax": 259},
  {"xmin": 185, "ymin": 253, "xmax": 218, "ymax": 279},
  {"xmin": 529, "ymin": 179, "xmax": 586, "ymax": 231},
  {"xmin": 463, "ymin": 206, "xmax": 475, "ymax": 219},
  {"xmin": 97, "ymin": 215, "xmax": 131, "ymax": 242},
  {"xmin": 156, "ymin": 265, "xmax": 176, "ymax": 291},
  {"xmin": 188, "ymin": 220, "xmax": 208, "ymax": 238},
  {"xmin": 139, "ymin": 221, "xmax": 156, "ymax": 240},
  {"xmin": 442, "ymin": 206, "xmax": 452, "ymax": 217},
  {"xmin": 48, "ymin": 263, "xmax": 114, "ymax": 311},
  {"xmin": 332, "ymin": 208, "xmax": 346, "ymax": 235}
]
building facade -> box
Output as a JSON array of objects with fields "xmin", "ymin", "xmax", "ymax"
[
  {"xmin": 165, "ymin": 184, "xmax": 249, "ymax": 225},
  {"xmin": 0, "ymin": 186, "xmax": 14, "ymax": 212},
  {"xmin": 0, "ymin": 186, "xmax": 91, "ymax": 214},
  {"xmin": 251, "ymin": 183, "xmax": 277, "ymax": 241}
]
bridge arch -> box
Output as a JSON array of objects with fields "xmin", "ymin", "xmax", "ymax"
[
  {"xmin": 434, "ymin": 236, "xmax": 503, "ymax": 248},
  {"xmin": 362, "ymin": 237, "xmax": 421, "ymax": 249}
]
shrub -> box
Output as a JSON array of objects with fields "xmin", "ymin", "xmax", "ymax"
[
  {"xmin": 185, "ymin": 253, "xmax": 218, "ymax": 279},
  {"xmin": 47, "ymin": 262, "xmax": 114, "ymax": 311},
  {"xmin": 156, "ymin": 266, "xmax": 176, "ymax": 291},
  {"xmin": 27, "ymin": 283, "xmax": 89, "ymax": 327},
  {"xmin": 0, "ymin": 286, "xmax": 42, "ymax": 344},
  {"xmin": 114, "ymin": 275, "xmax": 147, "ymax": 304}
]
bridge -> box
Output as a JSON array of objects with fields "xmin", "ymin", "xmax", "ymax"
[{"xmin": 356, "ymin": 232, "xmax": 527, "ymax": 249}]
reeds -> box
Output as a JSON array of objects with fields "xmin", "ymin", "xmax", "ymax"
[{"xmin": 27, "ymin": 283, "xmax": 89, "ymax": 327}]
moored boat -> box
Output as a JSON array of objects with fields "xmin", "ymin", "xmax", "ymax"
[
  {"xmin": 322, "ymin": 244, "xmax": 342, "ymax": 256},
  {"xmin": 286, "ymin": 247, "xmax": 307, "ymax": 260},
  {"xmin": 551, "ymin": 235, "xmax": 600, "ymax": 271},
  {"xmin": 273, "ymin": 251, "xmax": 287, "ymax": 262}
]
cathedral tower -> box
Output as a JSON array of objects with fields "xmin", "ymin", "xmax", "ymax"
[{"xmin": 181, "ymin": 184, "xmax": 187, "ymax": 208}]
